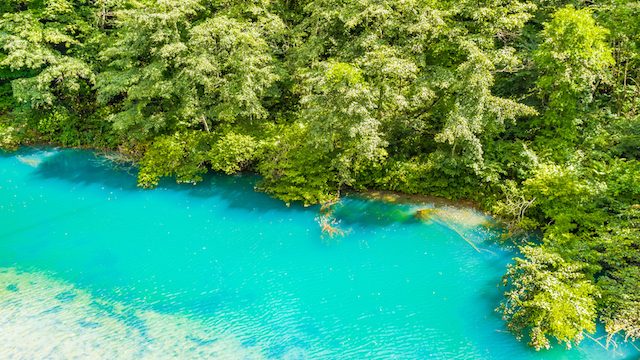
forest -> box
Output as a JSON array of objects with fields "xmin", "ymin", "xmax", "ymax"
[{"xmin": 0, "ymin": 0, "xmax": 639, "ymax": 352}]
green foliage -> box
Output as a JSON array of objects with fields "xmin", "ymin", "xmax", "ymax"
[
  {"xmin": 138, "ymin": 129, "xmax": 260, "ymax": 187},
  {"xmin": 0, "ymin": 119, "xmax": 20, "ymax": 150},
  {"xmin": 208, "ymin": 131, "xmax": 258, "ymax": 174},
  {"xmin": 500, "ymin": 246, "xmax": 598, "ymax": 350},
  {"xmin": 138, "ymin": 131, "xmax": 212, "ymax": 188},
  {"xmin": 597, "ymin": 206, "xmax": 640, "ymax": 343},
  {"xmin": 292, "ymin": 0, "xmax": 536, "ymax": 173},
  {"xmin": 0, "ymin": 67, "xmax": 18, "ymax": 114},
  {"xmin": 523, "ymin": 163, "xmax": 604, "ymax": 234},
  {"xmin": 433, "ymin": 42, "xmax": 537, "ymax": 169},
  {"xmin": 491, "ymin": 180, "xmax": 539, "ymax": 234},
  {"xmin": 257, "ymin": 124, "xmax": 340, "ymax": 205},
  {"xmin": 533, "ymin": 6, "xmax": 614, "ymax": 141},
  {"xmin": 96, "ymin": 0, "xmax": 280, "ymax": 138},
  {"xmin": 298, "ymin": 62, "xmax": 386, "ymax": 187},
  {"xmin": 600, "ymin": 0, "xmax": 640, "ymax": 116},
  {"xmin": 0, "ymin": 0, "xmax": 97, "ymax": 110}
]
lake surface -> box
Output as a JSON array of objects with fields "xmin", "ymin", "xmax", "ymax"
[{"xmin": 0, "ymin": 148, "xmax": 637, "ymax": 359}]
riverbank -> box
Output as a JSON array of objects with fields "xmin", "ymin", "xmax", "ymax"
[
  {"xmin": 4, "ymin": 144, "xmax": 492, "ymax": 215},
  {"xmin": 357, "ymin": 189, "xmax": 484, "ymax": 212}
]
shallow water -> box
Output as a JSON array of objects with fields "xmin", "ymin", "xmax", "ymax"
[{"xmin": 0, "ymin": 148, "xmax": 637, "ymax": 359}]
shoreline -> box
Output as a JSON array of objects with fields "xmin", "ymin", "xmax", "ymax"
[
  {"xmin": 353, "ymin": 189, "xmax": 484, "ymax": 212},
  {"xmin": 5, "ymin": 144, "xmax": 491, "ymax": 216}
]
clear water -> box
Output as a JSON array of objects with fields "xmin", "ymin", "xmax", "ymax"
[{"xmin": 0, "ymin": 148, "xmax": 637, "ymax": 359}]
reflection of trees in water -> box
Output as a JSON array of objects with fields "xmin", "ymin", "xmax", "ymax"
[
  {"xmin": 27, "ymin": 148, "xmax": 302, "ymax": 215},
  {"xmin": 330, "ymin": 199, "xmax": 417, "ymax": 227},
  {"xmin": 32, "ymin": 148, "xmax": 140, "ymax": 190},
  {"xmin": 327, "ymin": 197, "xmax": 501, "ymax": 253}
]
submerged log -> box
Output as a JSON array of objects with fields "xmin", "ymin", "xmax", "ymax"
[
  {"xmin": 414, "ymin": 208, "xmax": 438, "ymax": 221},
  {"xmin": 318, "ymin": 215, "xmax": 344, "ymax": 237}
]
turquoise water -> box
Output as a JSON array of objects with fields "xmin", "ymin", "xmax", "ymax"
[{"xmin": 0, "ymin": 148, "xmax": 637, "ymax": 359}]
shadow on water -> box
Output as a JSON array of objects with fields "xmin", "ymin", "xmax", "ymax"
[
  {"xmin": 22, "ymin": 148, "xmax": 501, "ymax": 228},
  {"xmin": 171, "ymin": 172, "xmax": 305, "ymax": 215},
  {"xmin": 27, "ymin": 148, "xmax": 304, "ymax": 215},
  {"xmin": 33, "ymin": 149, "xmax": 139, "ymax": 190},
  {"xmin": 330, "ymin": 198, "xmax": 420, "ymax": 227},
  {"xmin": 17, "ymin": 148, "xmax": 501, "ymax": 230}
]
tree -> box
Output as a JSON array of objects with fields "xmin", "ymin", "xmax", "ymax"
[
  {"xmin": 96, "ymin": 0, "xmax": 280, "ymax": 139},
  {"xmin": 282, "ymin": 0, "xmax": 536, "ymax": 199},
  {"xmin": 0, "ymin": 0, "xmax": 97, "ymax": 111},
  {"xmin": 298, "ymin": 62, "xmax": 386, "ymax": 186},
  {"xmin": 534, "ymin": 5, "xmax": 614, "ymax": 141},
  {"xmin": 500, "ymin": 246, "xmax": 598, "ymax": 350}
]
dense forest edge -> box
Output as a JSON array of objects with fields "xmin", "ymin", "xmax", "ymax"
[{"xmin": 0, "ymin": 0, "xmax": 638, "ymax": 352}]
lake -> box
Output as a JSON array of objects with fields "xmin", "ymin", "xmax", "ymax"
[{"xmin": 0, "ymin": 148, "xmax": 637, "ymax": 359}]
